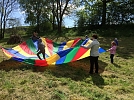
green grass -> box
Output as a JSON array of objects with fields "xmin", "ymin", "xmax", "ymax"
[{"xmin": 0, "ymin": 35, "xmax": 134, "ymax": 100}]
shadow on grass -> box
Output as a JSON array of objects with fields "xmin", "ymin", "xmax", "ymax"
[
  {"xmin": 113, "ymin": 63, "xmax": 121, "ymax": 68},
  {"xmin": 0, "ymin": 59, "xmax": 33, "ymax": 71},
  {"xmin": 40, "ymin": 57, "xmax": 107, "ymax": 81},
  {"xmin": 0, "ymin": 57, "xmax": 107, "ymax": 88},
  {"xmin": 90, "ymin": 74, "xmax": 104, "ymax": 88}
]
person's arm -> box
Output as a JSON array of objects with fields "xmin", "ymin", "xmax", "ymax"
[
  {"xmin": 107, "ymin": 46, "xmax": 114, "ymax": 52},
  {"xmin": 81, "ymin": 42, "xmax": 93, "ymax": 49}
]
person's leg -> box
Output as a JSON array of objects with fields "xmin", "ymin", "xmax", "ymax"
[
  {"xmin": 94, "ymin": 56, "xmax": 99, "ymax": 73},
  {"xmin": 110, "ymin": 54, "xmax": 114, "ymax": 63},
  {"xmin": 42, "ymin": 51, "xmax": 45, "ymax": 59},
  {"xmin": 37, "ymin": 51, "xmax": 42, "ymax": 60},
  {"xmin": 90, "ymin": 56, "xmax": 94, "ymax": 74}
]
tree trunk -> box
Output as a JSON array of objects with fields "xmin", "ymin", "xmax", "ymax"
[
  {"xmin": 58, "ymin": 20, "xmax": 62, "ymax": 34},
  {"xmin": 2, "ymin": 20, "xmax": 6, "ymax": 38},
  {"xmin": 52, "ymin": 1, "xmax": 55, "ymax": 31},
  {"xmin": 36, "ymin": 11, "xmax": 40, "ymax": 33},
  {"xmin": 101, "ymin": 0, "xmax": 107, "ymax": 26}
]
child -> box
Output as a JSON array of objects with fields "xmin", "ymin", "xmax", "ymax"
[
  {"xmin": 85, "ymin": 35, "xmax": 88, "ymax": 39},
  {"xmin": 37, "ymin": 38, "xmax": 45, "ymax": 60},
  {"xmin": 114, "ymin": 38, "xmax": 118, "ymax": 46},
  {"xmin": 107, "ymin": 41, "xmax": 117, "ymax": 64}
]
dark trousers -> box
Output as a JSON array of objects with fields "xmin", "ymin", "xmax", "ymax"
[
  {"xmin": 110, "ymin": 54, "xmax": 114, "ymax": 63},
  {"xmin": 37, "ymin": 50, "xmax": 45, "ymax": 60},
  {"xmin": 90, "ymin": 56, "xmax": 99, "ymax": 73}
]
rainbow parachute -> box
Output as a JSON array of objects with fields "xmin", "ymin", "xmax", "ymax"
[{"xmin": 1, "ymin": 38, "xmax": 105, "ymax": 67}]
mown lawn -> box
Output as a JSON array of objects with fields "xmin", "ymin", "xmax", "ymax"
[{"xmin": 0, "ymin": 36, "xmax": 134, "ymax": 100}]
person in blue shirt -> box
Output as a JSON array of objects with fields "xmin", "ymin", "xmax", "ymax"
[{"xmin": 114, "ymin": 38, "xmax": 118, "ymax": 46}]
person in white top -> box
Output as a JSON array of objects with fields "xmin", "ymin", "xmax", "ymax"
[{"xmin": 81, "ymin": 34, "xmax": 100, "ymax": 74}]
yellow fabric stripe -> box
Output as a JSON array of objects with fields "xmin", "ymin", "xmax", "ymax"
[
  {"xmin": 78, "ymin": 39, "xmax": 93, "ymax": 60},
  {"xmin": 41, "ymin": 38, "xmax": 51, "ymax": 56},
  {"xmin": 46, "ymin": 54, "xmax": 60, "ymax": 65},
  {"xmin": 78, "ymin": 49, "xmax": 90, "ymax": 60},
  {"xmin": 63, "ymin": 40, "xmax": 74, "ymax": 50},
  {"xmin": 84, "ymin": 39, "xmax": 92, "ymax": 47},
  {"xmin": 3, "ymin": 51, "xmax": 12, "ymax": 58},
  {"xmin": 13, "ymin": 45, "xmax": 36, "ymax": 57}
]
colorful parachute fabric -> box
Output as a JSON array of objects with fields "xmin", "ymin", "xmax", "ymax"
[{"xmin": 1, "ymin": 38, "xmax": 106, "ymax": 67}]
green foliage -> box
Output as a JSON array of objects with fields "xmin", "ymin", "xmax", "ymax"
[
  {"xmin": 65, "ymin": 29, "xmax": 77, "ymax": 36},
  {"xmin": 75, "ymin": 24, "xmax": 134, "ymax": 37},
  {"xmin": 76, "ymin": 0, "xmax": 134, "ymax": 31}
]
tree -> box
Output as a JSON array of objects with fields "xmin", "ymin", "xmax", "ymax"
[
  {"xmin": 101, "ymin": 0, "xmax": 114, "ymax": 25},
  {"xmin": 0, "ymin": 0, "xmax": 18, "ymax": 39},
  {"xmin": 19, "ymin": 0, "xmax": 79, "ymax": 35},
  {"xmin": 18, "ymin": 0, "xmax": 45, "ymax": 32},
  {"xmin": 55, "ymin": 0, "xmax": 70, "ymax": 34}
]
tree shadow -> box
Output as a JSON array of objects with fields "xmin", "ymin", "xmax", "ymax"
[
  {"xmin": 0, "ymin": 57, "xmax": 107, "ymax": 89},
  {"xmin": 37, "ymin": 57, "xmax": 108, "ymax": 82},
  {"xmin": 0, "ymin": 58, "xmax": 36, "ymax": 71}
]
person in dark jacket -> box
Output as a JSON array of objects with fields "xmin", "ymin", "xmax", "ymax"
[{"xmin": 31, "ymin": 31, "xmax": 39, "ymax": 41}]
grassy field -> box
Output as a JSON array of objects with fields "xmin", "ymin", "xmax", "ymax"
[{"xmin": 0, "ymin": 36, "xmax": 134, "ymax": 100}]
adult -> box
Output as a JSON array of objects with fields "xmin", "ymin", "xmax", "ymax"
[{"xmin": 81, "ymin": 34, "xmax": 100, "ymax": 74}]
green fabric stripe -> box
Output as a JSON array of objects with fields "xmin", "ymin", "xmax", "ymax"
[
  {"xmin": 26, "ymin": 39, "xmax": 37, "ymax": 54},
  {"xmin": 63, "ymin": 40, "xmax": 83, "ymax": 63},
  {"xmin": 53, "ymin": 43, "xmax": 60, "ymax": 54},
  {"xmin": 63, "ymin": 46, "xmax": 80, "ymax": 63},
  {"xmin": 23, "ymin": 59, "xmax": 35, "ymax": 65},
  {"xmin": 73, "ymin": 39, "xmax": 83, "ymax": 47}
]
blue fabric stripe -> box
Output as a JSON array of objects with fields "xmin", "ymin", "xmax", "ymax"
[
  {"xmin": 33, "ymin": 40, "xmax": 38, "ymax": 50},
  {"xmin": 57, "ymin": 42, "xmax": 66, "ymax": 52},
  {"xmin": 12, "ymin": 57, "xmax": 24, "ymax": 62},
  {"xmin": 57, "ymin": 48, "xmax": 73, "ymax": 58},
  {"xmin": 5, "ymin": 48, "xmax": 27, "ymax": 59},
  {"xmin": 55, "ymin": 56, "xmax": 66, "ymax": 64},
  {"xmin": 56, "ymin": 48, "xmax": 73, "ymax": 64},
  {"xmin": 99, "ymin": 47, "xmax": 106, "ymax": 53},
  {"xmin": 81, "ymin": 38, "xmax": 90, "ymax": 45}
]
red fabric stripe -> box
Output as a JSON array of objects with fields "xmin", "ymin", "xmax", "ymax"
[
  {"xmin": 34, "ymin": 59, "xmax": 48, "ymax": 67},
  {"xmin": 71, "ymin": 47, "xmax": 88, "ymax": 62},
  {"xmin": 19, "ymin": 42, "xmax": 35, "ymax": 55},
  {"xmin": 71, "ymin": 38, "xmax": 82, "ymax": 47},
  {"xmin": 45, "ymin": 38, "xmax": 53, "ymax": 56}
]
